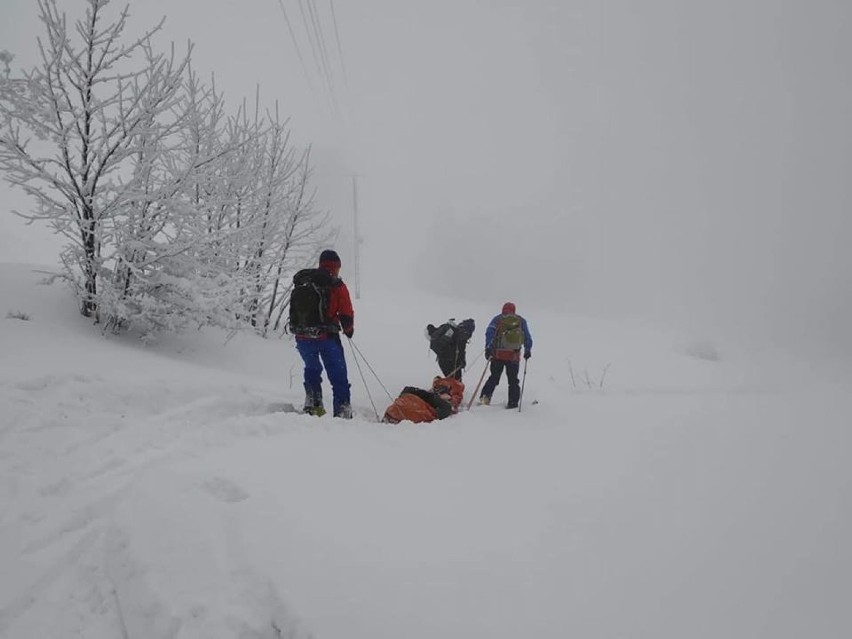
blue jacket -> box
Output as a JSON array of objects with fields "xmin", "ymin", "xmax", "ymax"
[{"xmin": 485, "ymin": 313, "xmax": 533, "ymax": 359}]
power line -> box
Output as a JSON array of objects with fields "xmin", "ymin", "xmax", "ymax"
[
  {"xmin": 328, "ymin": 0, "xmax": 349, "ymax": 89},
  {"xmin": 272, "ymin": 0, "xmax": 348, "ymax": 118},
  {"xmin": 273, "ymin": 0, "xmax": 314, "ymax": 92},
  {"xmin": 307, "ymin": 0, "xmax": 339, "ymax": 114},
  {"xmin": 296, "ymin": 0, "xmax": 325, "ymax": 82},
  {"xmin": 294, "ymin": 0, "xmax": 335, "ymax": 113}
]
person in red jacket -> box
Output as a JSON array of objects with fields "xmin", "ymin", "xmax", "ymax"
[{"xmin": 293, "ymin": 249, "xmax": 355, "ymax": 418}]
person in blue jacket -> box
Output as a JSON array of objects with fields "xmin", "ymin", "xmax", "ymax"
[{"xmin": 479, "ymin": 302, "xmax": 533, "ymax": 409}]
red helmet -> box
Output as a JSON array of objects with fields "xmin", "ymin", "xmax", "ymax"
[{"xmin": 502, "ymin": 302, "xmax": 516, "ymax": 314}]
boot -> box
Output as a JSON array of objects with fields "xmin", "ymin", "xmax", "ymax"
[
  {"xmin": 479, "ymin": 395, "xmax": 491, "ymax": 405},
  {"xmin": 303, "ymin": 390, "xmax": 325, "ymax": 417},
  {"xmin": 334, "ymin": 403, "xmax": 353, "ymax": 419}
]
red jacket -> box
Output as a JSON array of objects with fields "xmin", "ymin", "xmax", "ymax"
[{"xmin": 327, "ymin": 279, "xmax": 354, "ymax": 336}]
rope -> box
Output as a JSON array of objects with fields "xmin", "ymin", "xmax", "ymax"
[
  {"xmin": 347, "ymin": 338, "xmax": 393, "ymax": 400},
  {"xmin": 345, "ymin": 338, "xmax": 380, "ymax": 421}
]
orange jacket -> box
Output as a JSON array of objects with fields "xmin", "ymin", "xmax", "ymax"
[
  {"xmin": 383, "ymin": 394, "xmax": 437, "ymax": 424},
  {"xmin": 432, "ymin": 376, "xmax": 465, "ymax": 411}
]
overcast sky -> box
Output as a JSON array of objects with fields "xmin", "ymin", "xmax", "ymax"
[{"xmin": 2, "ymin": 0, "xmax": 851, "ymax": 356}]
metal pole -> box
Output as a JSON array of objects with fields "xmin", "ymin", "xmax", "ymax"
[{"xmin": 352, "ymin": 174, "xmax": 361, "ymax": 299}]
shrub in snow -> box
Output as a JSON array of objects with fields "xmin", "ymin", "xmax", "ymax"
[
  {"xmin": 680, "ymin": 338, "xmax": 721, "ymax": 362},
  {"xmin": 567, "ymin": 359, "xmax": 611, "ymax": 389}
]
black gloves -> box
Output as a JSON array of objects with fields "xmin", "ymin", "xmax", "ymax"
[
  {"xmin": 340, "ymin": 315, "xmax": 354, "ymax": 339},
  {"xmin": 523, "ymin": 349, "xmax": 531, "ymax": 360},
  {"xmin": 485, "ymin": 348, "xmax": 494, "ymax": 360}
]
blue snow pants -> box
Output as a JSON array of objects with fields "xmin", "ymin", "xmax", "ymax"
[{"xmin": 296, "ymin": 336, "xmax": 351, "ymax": 413}]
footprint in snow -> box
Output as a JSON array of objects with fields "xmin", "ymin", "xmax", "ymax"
[{"xmin": 202, "ymin": 476, "xmax": 250, "ymax": 503}]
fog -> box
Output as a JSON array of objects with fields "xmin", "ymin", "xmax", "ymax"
[{"xmin": 2, "ymin": 0, "xmax": 850, "ymax": 357}]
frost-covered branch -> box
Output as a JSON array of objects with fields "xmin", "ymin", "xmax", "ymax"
[{"xmin": 1, "ymin": 0, "xmax": 336, "ymax": 337}]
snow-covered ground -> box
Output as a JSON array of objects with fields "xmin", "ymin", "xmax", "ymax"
[{"xmin": 1, "ymin": 262, "xmax": 850, "ymax": 639}]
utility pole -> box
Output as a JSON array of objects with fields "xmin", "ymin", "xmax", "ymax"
[{"xmin": 352, "ymin": 174, "xmax": 361, "ymax": 299}]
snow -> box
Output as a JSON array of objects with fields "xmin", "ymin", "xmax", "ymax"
[{"xmin": 1, "ymin": 262, "xmax": 851, "ymax": 639}]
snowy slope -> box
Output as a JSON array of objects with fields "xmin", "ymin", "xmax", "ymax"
[{"xmin": 1, "ymin": 263, "xmax": 850, "ymax": 639}]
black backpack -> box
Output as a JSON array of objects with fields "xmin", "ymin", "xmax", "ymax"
[
  {"xmin": 429, "ymin": 322, "xmax": 458, "ymax": 355},
  {"xmin": 288, "ymin": 268, "xmax": 335, "ymax": 336},
  {"xmin": 429, "ymin": 319, "xmax": 474, "ymax": 355}
]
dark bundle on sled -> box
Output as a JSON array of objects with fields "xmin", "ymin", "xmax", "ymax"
[{"xmin": 382, "ymin": 376, "xmax": 465, "ymax": 424}]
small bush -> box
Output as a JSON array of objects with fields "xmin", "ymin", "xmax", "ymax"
[
  {"xmin": 567, "ymin": 359, "xmax": 611, "ymax": 389},
  {"xmin": 5, "ymin": 310, "xmax": 31, "ymax": 321}
]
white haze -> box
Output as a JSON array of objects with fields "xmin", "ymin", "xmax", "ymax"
[{"xmin": 1, "ymin": 0, "xmax": 851, "ymax": 359}]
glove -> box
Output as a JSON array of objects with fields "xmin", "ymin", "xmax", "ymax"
[
  {"xmin": 343, "ymin": 327, "xmax": 354, "ymax": 339},
  {"xmin": 523, "ymin": 349, "xmax": 531, "ymax": 360},
  {"xmin": 485, "ymin": 348, "xmax": 494, "ymax": 360}
]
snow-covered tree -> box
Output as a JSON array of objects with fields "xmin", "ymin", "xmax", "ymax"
[
  {"xmin": 96, "ymin": 65, "xmax": 252, "ymax": 334},
  {"xmin": 235, "ymin": 106, "xmax": 334, "ymax": 335},
  {"xmin": 1, "ymin": 0, "xmax": 336, "ymax": 338},
  {"xmin": 0, "ymin": 0, "xmax": 190, "ymax": 319}
]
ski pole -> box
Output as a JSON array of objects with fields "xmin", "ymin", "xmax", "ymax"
[
  {"xmin": 459, "ymin": 332, "xmax": 495, "ymax": 386},
  {"xmin": 518, "ymin": 358, "xmax": 528, "ymax": 413},
  {"xmin": 466, "ymin": 359, "xmax": 490, "ymax": 411}
]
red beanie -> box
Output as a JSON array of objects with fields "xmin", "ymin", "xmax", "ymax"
[
  {"xmin": 319, "ymin": 249, "xmax": 341, "ymax": 273},
  {"xmin": 502, "ymin": 302, "xmax": 516, "ymax": 314}
]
